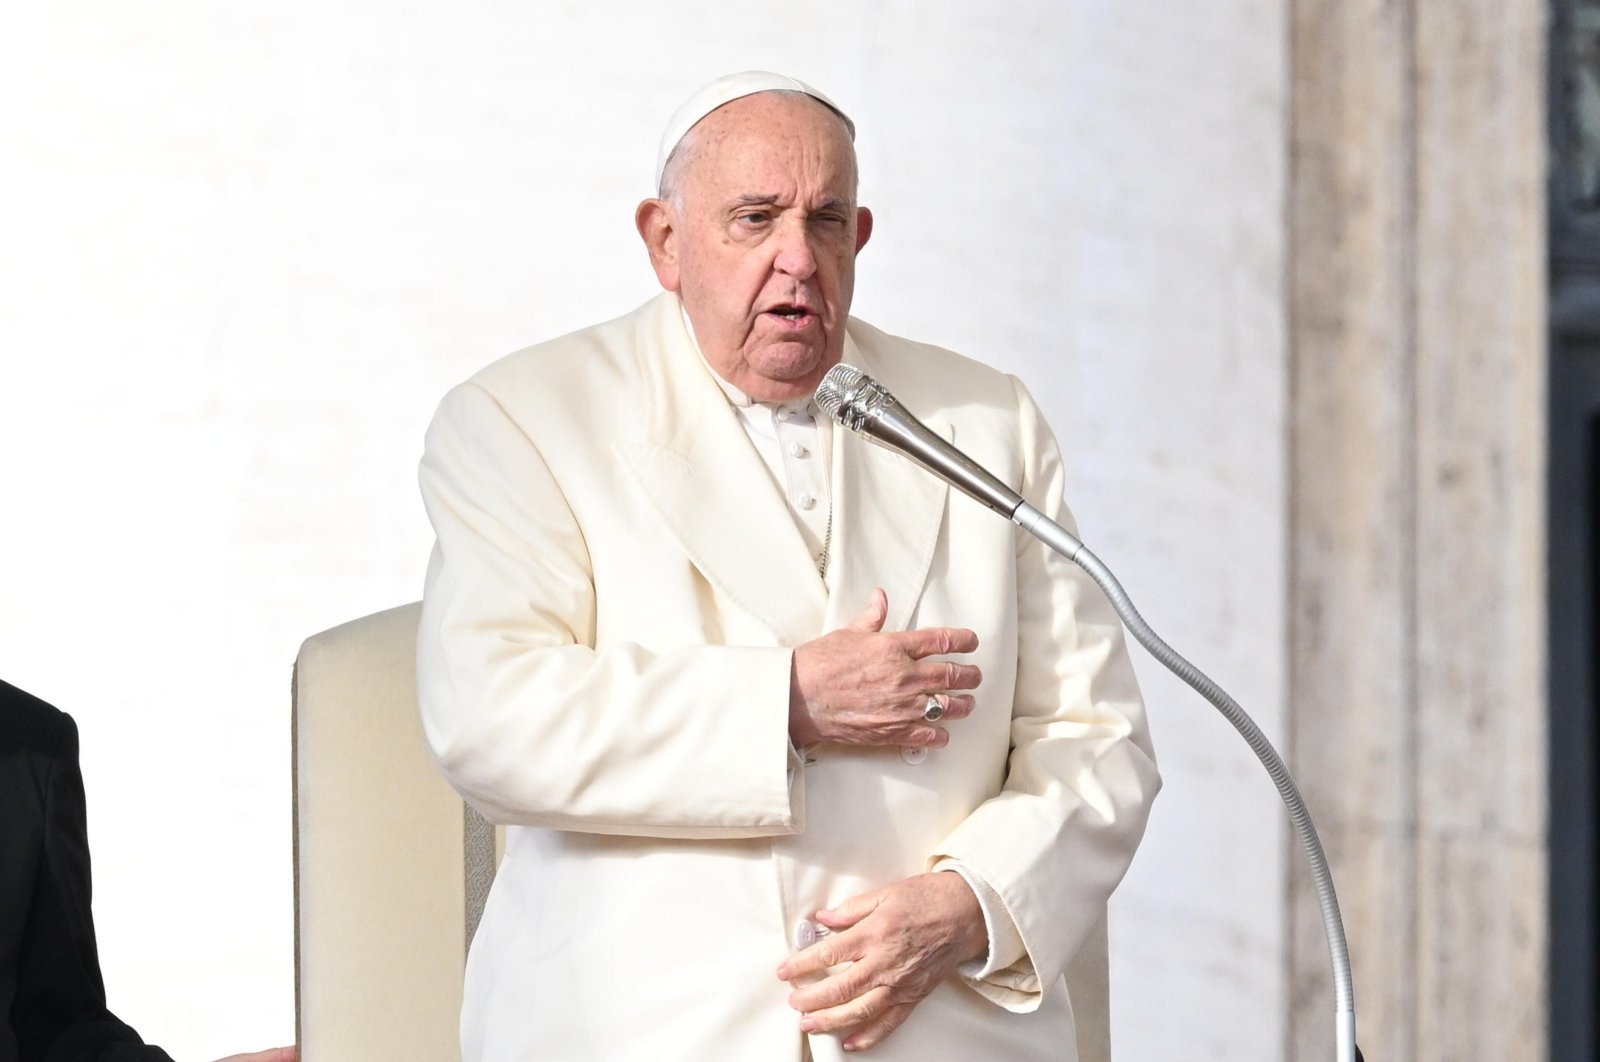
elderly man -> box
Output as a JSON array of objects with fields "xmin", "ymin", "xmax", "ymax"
[{"xmin": 417, "ymin": 72, "xmax": 1159, "ymax": 1061}]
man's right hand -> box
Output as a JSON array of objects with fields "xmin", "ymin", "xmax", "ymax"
[{"xmin": 789, "ymin": 588, "xmax": 981, "ymax": 749}]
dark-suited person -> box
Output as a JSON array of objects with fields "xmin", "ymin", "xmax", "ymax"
[{"xmin": 1, "ymin": 679, "xmax": 294, "ymax": 1062}]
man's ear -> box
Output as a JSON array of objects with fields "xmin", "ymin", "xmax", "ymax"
[
  {"xmin": 635, "ymin": 199, "xmax": 681, "ymax": 291},
  {"xmin": 854, "ymin": 206, "xmax": 874, "ymax": 254}
]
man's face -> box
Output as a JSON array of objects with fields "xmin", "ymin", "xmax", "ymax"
[{"xmin": 637, "ymin": 93, "xmax": 873, "ymax": 403}]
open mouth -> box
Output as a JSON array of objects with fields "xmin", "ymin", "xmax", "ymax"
[{"xmin": 765, "ymin": 304, "xmax": 816, "ymax": 325}]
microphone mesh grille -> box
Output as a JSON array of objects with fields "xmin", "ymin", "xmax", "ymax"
[{"xmin": 813, "ymin": 363, "xmax": 866, "ymax": 422}]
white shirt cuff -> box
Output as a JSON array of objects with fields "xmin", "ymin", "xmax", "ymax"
[{"xmin": 934, "ymin": 859, "xmax": 1027, "ymax": 978}]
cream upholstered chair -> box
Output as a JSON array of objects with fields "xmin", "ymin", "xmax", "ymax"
[
  {"xmin": 291, "ymin": 603, "xmax": 1113, "ymax": 1062},
  {"xmin": 292, "ymin": 603, "xmax": 495, "ymax": 1061}
]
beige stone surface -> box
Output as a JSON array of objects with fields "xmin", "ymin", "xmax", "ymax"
[
  {"xmin": 1411, "ymin": 3, "xmax": 1548, "ymax": 1058},
  {"xmin": 1290, "ymin": 2, "xmax": 1417, "ymax": 1057},
  {"xmin": 1290, "ymin": 0, "xmax": 1548, "ymax": 1058}
]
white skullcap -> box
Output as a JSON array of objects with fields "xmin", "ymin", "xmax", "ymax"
[{"xmin": 654, "ymin": 70, "xmax": 855, "ymax": 190}]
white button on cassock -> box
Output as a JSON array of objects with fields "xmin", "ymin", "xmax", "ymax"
[
  {"xmin": 796, "ymin": 493, "xmax": 816, "ymax": 510},
  {"xmin": 900, "ymin": 746, "xmax": 928, "ymax": 765},
  {"xmin": 793, "ymin": 918, "xmax": 823, "ymax": 950}
]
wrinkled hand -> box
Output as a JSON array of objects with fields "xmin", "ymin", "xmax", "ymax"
[
  {"xmin": 790, "ymin": 589, "xmax": 981, "ymax": 749},
  {"xmin": 212, "ymin": 1049, "xmax": 296, "ymax": 1062},
  {"xmin": 777, "ymin": 873, "xmax": 987, "ymax": 1052}
]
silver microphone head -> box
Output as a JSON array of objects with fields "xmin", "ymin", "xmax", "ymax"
[
  {"xmin": 814, "ymin": 363, "xmax": 889, "ymax": 430},
  {"xmin": 813, "ymin": 363, "xmax": 865, "ymax": 422},
  {"xmin": 813, "ymin": 362, "xmax": 1026, "ymax": 517}
]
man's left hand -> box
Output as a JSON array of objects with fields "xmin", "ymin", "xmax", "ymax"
[{"xmin": 777, "ymin": 873, "xmax": 987, "ymax": 1052}]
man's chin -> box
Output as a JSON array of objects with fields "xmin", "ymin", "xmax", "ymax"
[{"xmin": 741, "ymin": 347, "xmax": 840, "ymax": 403}]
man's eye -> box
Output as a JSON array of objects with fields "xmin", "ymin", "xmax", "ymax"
[{"xmin": 737, "ymin": 212, "xmax": 770, "ymax": 225}]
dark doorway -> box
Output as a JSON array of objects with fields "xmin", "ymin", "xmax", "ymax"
[{"xmin": 1549, "ymin": 3, "xmax": 1600, "ymax": 1058}]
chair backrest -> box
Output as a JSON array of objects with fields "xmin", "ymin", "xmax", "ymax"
[
  {"xmin": 292, "ymin": 603, "xmax": 1111, "ymax": 1062},
  {"xmin": 292, "ymin": 602, "xmax": 483, "ymax": 1061}
]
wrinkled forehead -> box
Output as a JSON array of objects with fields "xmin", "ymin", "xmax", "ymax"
[
  {"xmin": 654, "ymin": 70, "xmax": 855, "ymax": 188},
  {"xmin": 670, "ymin": 95, "xmax": 861, "ymax": 215}
]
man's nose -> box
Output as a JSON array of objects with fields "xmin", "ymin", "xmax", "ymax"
[{"xmin": 772, "ymin": 220, "xmax": 818, "ymax": 280}]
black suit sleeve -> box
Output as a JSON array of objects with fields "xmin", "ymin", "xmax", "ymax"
[{"xmin": 10, "ymin": 711, "xmax": 174, "ymax": 1062}]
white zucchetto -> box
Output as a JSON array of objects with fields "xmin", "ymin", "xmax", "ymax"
[{"xmin": 654, "ymin": 70, "xmax": 855, "ymax": 190}]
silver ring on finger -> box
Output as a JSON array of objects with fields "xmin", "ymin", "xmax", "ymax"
[{"xmin": 923, "ymin": 694, "xmax": 946, "ymax": 722}]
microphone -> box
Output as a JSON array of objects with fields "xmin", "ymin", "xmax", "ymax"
[
  {"xmin": 813, "ymin": 363, "xmax": 1364, "ymax": 1062},
  {"xmin": 812, "ymin": 364, "xmax": 1025, "ymax": 518}
]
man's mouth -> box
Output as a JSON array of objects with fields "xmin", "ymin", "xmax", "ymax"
[{"xmin": 765, "ymin": 304, "xmax": 817, "ymax": 326}]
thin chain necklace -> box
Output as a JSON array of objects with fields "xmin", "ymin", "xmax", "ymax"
[{"xmin": 816, "ymin": 503, "xmax": 833, "ymax": 580}]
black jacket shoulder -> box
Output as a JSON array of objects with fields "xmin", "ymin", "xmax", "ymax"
[
  {"xmin": 0, "ymin": 680, "xmax": 76, "ymax": 761},
  {"xmin": 0, "ymin": 680, "xmax": 173, "ymax": 1062}
]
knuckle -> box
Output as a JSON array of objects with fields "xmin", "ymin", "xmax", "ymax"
[
  {"xmin": 882, "ymin": 978, "xmax": 914, "ymax": 1005},
  {"xmin": 862, "ymin": 986, "xmax": 895, "ymax": 1019},
  {"xmin": 854, "ymin": 996, "xmax": 880, "ymax": 1022},
  {"xmin": 853, "ymin": 1029, "xmax": 886, "ymax": 1051},
  {"xmin": 897, "ymin": 981, "xmax": 930, "ymax": 1007}
]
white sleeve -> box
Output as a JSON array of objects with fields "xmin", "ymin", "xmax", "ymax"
[
  {"xmin": 929, "ymin": 375, "xmax": 1161, "ymax": 1012},
  {"xmin": 416, "ymin": 382, "xmax": 804, "ymax": 839},
  {"xmin": 932, "ymin": 859, "xmax": 1028, "ymax": 977}
]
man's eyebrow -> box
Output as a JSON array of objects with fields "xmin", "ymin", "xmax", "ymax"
[{"xmin": 726, "ymin": 194, "xmax": 853, "ymax": 212}]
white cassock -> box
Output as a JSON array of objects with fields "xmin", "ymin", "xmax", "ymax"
[{"xmin": 417, "ymin": 291, "xmax": 1161, "ymax": 1061}]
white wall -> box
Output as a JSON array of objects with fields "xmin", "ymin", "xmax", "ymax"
[
  {"xmin": 1053, "ymin": 6, "xmax": 1291, "ymax": 1057},
  {"xmin": 0, "ymin": 3, "xmax": 1288, "ymax": 1058}
]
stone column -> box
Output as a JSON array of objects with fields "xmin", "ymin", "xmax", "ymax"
[{"xmin": 1289, "ymin": 1, "xmax": 1548, "ymax": 1059}]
